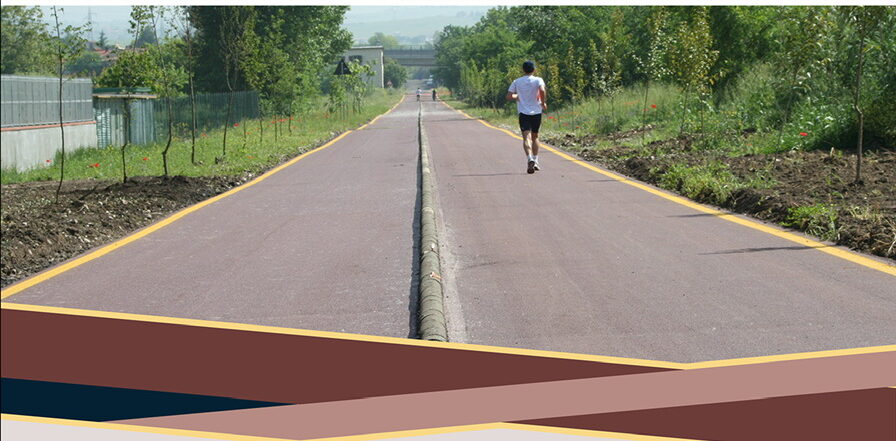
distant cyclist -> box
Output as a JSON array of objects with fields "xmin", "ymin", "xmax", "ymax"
[
  {"xmin": 416, "ymin": 88, "xmax": 422, "ymax": 101},
  {"xmin": 507, "ymin": 60, "xmax": 547, "ymax": 174}
]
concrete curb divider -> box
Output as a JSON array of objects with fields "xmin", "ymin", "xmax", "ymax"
[{"xmin": 417, "ymin": 104, "xmax": 448, "ymax": 342}]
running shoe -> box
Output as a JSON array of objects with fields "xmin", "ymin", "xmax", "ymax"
[
  {"xmin": 533, "ymin": 161, "xmax": 541, "ymax": 172},
  {"xmin": 527, "ymin": 160, "xmax": 536, "ymax": 174}
]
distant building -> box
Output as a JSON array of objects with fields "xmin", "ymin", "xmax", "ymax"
[{"xmin": 338, "ymin": 46, "xmax": 384, "ymax": 88}]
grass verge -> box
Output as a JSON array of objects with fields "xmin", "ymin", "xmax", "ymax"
[{"xmin": 2, "ymin": 90, "xmax": 403, "ymax": 184}]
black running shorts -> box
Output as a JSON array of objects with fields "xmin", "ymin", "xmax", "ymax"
[{"xmin": 518, "ymin": 113, "xmax": 542, "ymax": 133}]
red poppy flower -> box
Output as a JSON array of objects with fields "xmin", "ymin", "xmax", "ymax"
[
  {"xmin": 799, "ymin": 132, "xmax": 808, "ymax": 136},
  {"xmin": 142, "ymin": 157, "xmax": 149, "ymax": 161},
  {"xmin": 234, "ymin": 122, "xmax": 240, "ymax": 127},
  {"xmin": 46, "ymin": 159, "xmax": 52, "ymax": 163},
  {"xmin": 651, "ymin": 104, "xmax": 657, "ymax": 109}
]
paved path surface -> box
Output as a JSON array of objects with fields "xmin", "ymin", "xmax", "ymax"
[
  {"xmin": 4, "ymin": 96, "xmax": 895, "ymax": 363},
  {"xmin": 422, "ymin": 101, "xmax": 896, "ymax": 362},
  {"xmin": 4, "ymin": 96, "xmax": 421, "ymax": 338}
]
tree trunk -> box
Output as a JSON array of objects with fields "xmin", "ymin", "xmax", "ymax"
[
  {"xmin": 189, "ymin": 76, "xmax": 197, "ymax": 164},
  {"xmin": 162, "ymin": 95, "xmax": 174, "ymax": 177},
  {"xmin": 223, "ymin": 90, "xmax": 233, "ymax": 158},
  {"xmin": 680, "ymin": 85, "xmax": 691, "ymax": 137},
  {"xmin": 53, "ymin": 9, "xmax": 65, "ymax": 203},
  {"xmin": 121, "ymin": 99, "xmax": 130, "ymax": 183},
  {"xmin": 55, "ymin": 56, "xmax": 65, "ymax": 202},
  {"xmin": 642, "ymin": 79, "xmax": 650, "ymax": 148},
  {"xmin": 853, "ymin": 29, "xmax": 865, "ymax": 185}
]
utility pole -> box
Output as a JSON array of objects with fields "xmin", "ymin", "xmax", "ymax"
[{"xmin": 87, "ymin": 7, "xmax": 95, "ymax": 41}]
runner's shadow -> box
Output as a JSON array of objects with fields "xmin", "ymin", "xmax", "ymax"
[{"xmin": 700, "ymin": 245, "xmax": 826, "ymax": 255}]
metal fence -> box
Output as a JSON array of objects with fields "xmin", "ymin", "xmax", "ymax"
[
  {"xmin": 0, "ymin": 75, "xmax": 94, "ymax": 127},
  {"xmin": 94, "ymin": 98, "xmax": 156, "ymax": 147},
  {"xmin": 152, "ymin": 90, "xmax": 260, "ymax": 140},
  {"xmin": 94, "ymin": 90, "xmax": 260, "ymax": 148}
]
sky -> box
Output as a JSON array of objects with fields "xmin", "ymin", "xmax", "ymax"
[{"xmin": 37, "ymin": 5, "xmax": 492, "ymax": 46}]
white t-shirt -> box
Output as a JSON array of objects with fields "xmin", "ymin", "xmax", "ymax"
[{"xmin": 508, "ymin": 75, "xmax": 545, "ymax": 115}]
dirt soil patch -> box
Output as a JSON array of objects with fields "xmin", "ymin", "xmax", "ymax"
[
  {"xmin": 546, "ymin": 132, "xmax": 896, "ymax": 261},
  {"xmin": 1, "ymin": 174, "xmax": 257, "ymax": 287}
]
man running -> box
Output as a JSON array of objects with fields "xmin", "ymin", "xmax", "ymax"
[
  {"xmin": 416, "ymin": 87, "xmax": 422, "ymax": 101},
  {"xmin": 506, "ymin": 60, "xmax": 547, "ymax": 174}
]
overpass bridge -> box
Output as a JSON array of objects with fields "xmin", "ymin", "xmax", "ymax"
[{"xmin": 384, "ymin": 48, "xmax": 436, "ymax": 68}]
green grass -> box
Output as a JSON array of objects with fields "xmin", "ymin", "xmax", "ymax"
[
  {"xmin": 446, "ymin": 83, "xmax": 684, "ymax": 143},
  {"xmin": 656, "ymin": 162, "xmax": 751, "ymax": 206},
  {"xmin": 784, "ymin": 204, "xmax": 841, "ymax": 242},
  {"xmin": 1, "ymin": 90, "xmax": 403, "ymax": 185}
]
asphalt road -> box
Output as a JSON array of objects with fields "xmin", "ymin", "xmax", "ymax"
[
  {"xmin": 4, "ymin": 96, "xmax": 422, "ymax": 338},
  {"xmin": 421, "ymin": 100, "xmax": 895, "ymax": 362},
  {"xmin": 3, "ymin": 95, "xmax": 894, "ymax": 362}
]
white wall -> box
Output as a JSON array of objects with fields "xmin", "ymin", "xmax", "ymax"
[
  {"xmin": 1, "ymin": 123, "xmax": 98, "ymax": 172},
  {"xmin": 342, "ymin": 46, "xmax": 385, "ymax": 88}
]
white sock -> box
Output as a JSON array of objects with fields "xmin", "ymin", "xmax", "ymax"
[
  {"xmin": 528, "ymin": 154, "xmax": 534, "ymax": 162},
  {"xmin": 534, "ymin": 155, "xmax": 539, "ymax": 162}
]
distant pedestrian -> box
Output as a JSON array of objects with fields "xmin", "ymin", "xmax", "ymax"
[
  {"xmin": 432, "ymin": 89, "xmax": 438, "ymax": 101},
  {"xmin": 386, "ymin": 80, "xmax": 393, "ymax": 88},
  {"xmin": 416, "ymin": 88, "xmax": 422, "ymax": 101},
  {"xmin": 506, "ymin": 60, "xmax": 547, "ymax": 174}
]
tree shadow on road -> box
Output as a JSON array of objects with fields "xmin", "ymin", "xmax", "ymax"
[{"xmin": 700, "ymin": 245, "xmax": 827, "ymax": 255}]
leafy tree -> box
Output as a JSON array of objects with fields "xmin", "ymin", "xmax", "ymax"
[
  {"xmin": 707, "ymin": 6, "xmax": 778, "ymax": 93},
  {"xmin": 143, "ymin": 6, "xmax": 189, "ymax": 177},
  {"xmin": 49, "ymin": 6, "xmax": 89, "ymax": 202},
  {"xmin": 771, "ymin": 6, "xmax": 833, "ymax": 145},
  {"xmin": 667, "ymin": 7, "xmax": 718, "ymax": 135},
  {"xmin": 169, "ymin": 6, "xmax": 199, "ymax": 164},
  {"xmin": 368, "ymin": 32, "xmax": 399, "ymax": 49},
  {"xmin": 837, "ymin": 6, "xmax": 892, "ymax": 184},
  {"xmin": 243, "ymin": 10, "xmax": 298, "ymax": 120},
  {"xmin": 65, "ymin": 49, "xmax": 104, "ymax": 77},
  {"xmin": 433, "ymin": 25, "xmax": 471, "ymax": 90},
  {"xmin": 95, "ymin": 50, "xmax": 161, "ymax": 89},
  {"xmin": 383, "ymin": 57, "xmax": 407, "ymax": 88},
  {"xmin": 641, "ymin": 6, "xmax": 671, "ymax": 135},
  {"xmin": 1, "ymin": 6, "xmax": 55, "ymax": 75},
  {"xmin": 188, "ymin": 6, "xmax": 352, "ymax": 98},
  {"xmin": 134, "ymin": 25, "xmax": 157, "ymax": 48},
  {"xmin": 219, "ymin": 6, "xmax": 255, "ymax": 160},
  {"xmin": 96, "ymin": 30, "xmax": 109, "ymax": 49},
  {"xmin": 594, "ymin": 8, "xmax": 627, "ymax": 103}
]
